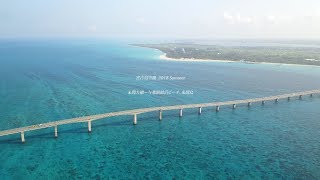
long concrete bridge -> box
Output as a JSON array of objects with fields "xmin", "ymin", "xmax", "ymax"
[{"xmin": 0, "ymin": 90, "xmax": 319, "ymax": 143}]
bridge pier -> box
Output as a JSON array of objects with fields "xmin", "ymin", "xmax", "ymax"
[
  {"xmin": 1, "ymin": 90, "xmax": 320, "ymax": 143},
  {"xmin": 133, "ymin": 114, "xmax": 137, "ymax": 125},
  {"xmin": 248, "ymin": 102, "xmax": 251, "ymax": 107},
  {"xmin": 54, "ymin": 125, "xmax": 58, "ymax": 138},
  {"xmin": 159, "ymin": 110, "xmax": 162, "ymax": 121},
  {"xmin": 232, "ymin": 104, "xmax": 236, "ymax": 109},
  {"xmin": 88, "ymin": 120, "xmax": 92, "ymax": 132},
  {"xmin": 21, "ymin": 132, "xmax": 25, "ymax": 143}
]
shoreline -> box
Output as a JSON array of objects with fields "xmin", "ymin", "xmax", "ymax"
[
  {"xmin": 159, "ymin": 54, "xmax": 236, "ymax": 63},
  {"xmin": 159, "ymin": 53, "xmax": 320, "ymax": 68},
  {"xmin": 131, "ymin": 44, "xmax": 320, "ymax": 67}
]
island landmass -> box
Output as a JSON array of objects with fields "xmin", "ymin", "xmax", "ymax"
[{"xmin": 133, "ymin": 43, "xmax": 320, "ymax": 66}]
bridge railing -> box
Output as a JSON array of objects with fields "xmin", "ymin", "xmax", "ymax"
[{"xmin": 0, "ymin": 89, "xmax": 319, "ymax": 142}]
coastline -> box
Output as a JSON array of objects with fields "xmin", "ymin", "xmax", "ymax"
[
  {"xmin": 131, "ymin": 44, "xmax": 320, "ymax": 67},
  {"xmin": 159, "ymin": 54, "xmax": 236, "ymax": 63},
  {"xmin": 159, "ymin": 53, "xmax": 320, "ymax": 68}
]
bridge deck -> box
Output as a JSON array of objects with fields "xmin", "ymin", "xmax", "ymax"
[{"xmin": 0, "ymin": 90, "xmax": 319, "ymax": 138}]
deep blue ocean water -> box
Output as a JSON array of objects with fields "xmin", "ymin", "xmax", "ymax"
[{"xmin": 0, "ymin": 39, "xmax": 320, "ymax": 179}]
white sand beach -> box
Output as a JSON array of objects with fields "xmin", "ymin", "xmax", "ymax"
[
  {"xmin": 159, "ymin": 54, "xmax": 320, "ymax": 68},
  {"xmin": 159, "ymin": 54, "xmax": 236, "ymax": 63}
]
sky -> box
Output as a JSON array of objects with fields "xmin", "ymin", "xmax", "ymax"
[{"xmin": 1, "ymin": 0, "xmax": 320, "ymax": 39}]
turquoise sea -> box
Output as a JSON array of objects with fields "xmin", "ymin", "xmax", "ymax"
[{"xmin": 0, "ymin": 39, "xmax": 320, "ymax": 179}]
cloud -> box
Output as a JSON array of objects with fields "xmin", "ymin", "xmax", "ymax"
[
  {"xmin": 87, "ymin": 25, "xmax": 97, "ymax": 33},
  {"xmin": 236, "ymin": 14, "xmax": 253, "ymax": 24},
  {"xmin": 223, "ymin": 12, "xmax": 254, "ymax": 24},
  {"xmin": 266, "ymin": 15, "xmax": 276, "ymax": 23},
  {"xmin": 223, "ymin": 12, "xmax": 234, "ymax": 24},
  {"xmin": 136, "ymin": 17, "xmax": 146, "ymax": 24}
]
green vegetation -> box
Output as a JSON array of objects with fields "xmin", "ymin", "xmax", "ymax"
[{"xmin": 134, "ymin": 43, "xmax": 320, "ymax": 66}]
